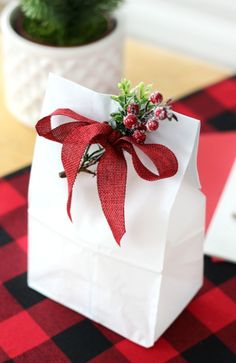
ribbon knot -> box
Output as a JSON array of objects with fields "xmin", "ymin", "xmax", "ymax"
[
  {"xmin": 36, "ymin": 108, "xmax": 178, "ymax": 245},
  {"xmin": 107, "ymin": 129, "xmax": 123, "ymax": 144}
]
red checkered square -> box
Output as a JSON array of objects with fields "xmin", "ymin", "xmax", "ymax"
[
  {"xmin": 207, "ymin": 78, "xmax": 236, "ymax": 109},
  {"xmin": 116, "ymin": 337, "xmax": 179, "ymax": 363},
  {"xmin": 0, "ymin": 311, "xmax": 49, "ymax": 358},
  {"xmin": 164, "ymin": 311, "xmax": 210, "ymax": 352},
  {"xmin": 173, "ymin": 101, "xmax": 219, "ymax": 134},
  {"xmin": 6, "ymin": 169, "xmax": 30, "ymax": 198},
  {"xmin": 0, "ymin": 205, "xmax": 27, "ymax": 240},
  {"xmin": 174, "ymin": 91, "xmax": 225, "ymax": 122},
  {"xmin": 188, "ymin": 287, "xmax": 236, "ymax": 332},
  {"xmin": 13, "ymin": 340, "xmax": 70, "ymax": 363},
  {"xmin": 198, "ymin": 132, "xmax": 236, "ymax": 228},
  {"xmin": 16, "ymin": 235, "xmax": 28, "ymax": 253},
  {"xmin": 29, "ymin": 298, "xmax": 84, "ymax": 336},
  {"xmin": 0, "ymin": 180, "xmax": 25, "ymax": 216},
  {"xmin": 0, "ymin": 243, "xmax": 26, "ymax": 282},
  {"xmin": 173, "ymin": 100, "xmax": 202, "ymax": 121},
  {"xmin": 0, "ymin": 285, "xmax": 22, "ymax": 322}
]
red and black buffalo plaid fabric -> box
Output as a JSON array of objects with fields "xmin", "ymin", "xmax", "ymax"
[{"xmin": 0, "ymin": 76, "xmax": 236, "ymax": 362}]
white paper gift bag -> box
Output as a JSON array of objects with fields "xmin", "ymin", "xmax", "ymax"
[{"xmin": 28, "ymin": 74, "xmax": 205, "ymax": 347}]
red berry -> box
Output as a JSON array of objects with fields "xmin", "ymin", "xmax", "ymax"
[
  {"xmin": 155, "ymin": 107, "xmax": 167, "ymax": 120},
  {"xmin": 133, "ymin": 130, "xmax": 146, "ymax": 144},
  {"xmin": 123, "ymin": 114, "xmax": 137, "ymax": 129},
  {"xmin": 149, "ymin": 91, "xmax": 163, "ymax": 104},
  {"xmin": 147, "ymin": 119, "xmax": 159, "ymax": 131},
  {"xmin": 127, "ymin": 103, "xmax": 139, "ymax": 114}
]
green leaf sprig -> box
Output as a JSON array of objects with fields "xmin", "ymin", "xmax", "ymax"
[
  {"xmin": 110, "ymin": 79, "xmax": 155, "ymax": 135},
  {"xmin": 110, "ymin": 79, "xmax": 177, "ymax": 139}
]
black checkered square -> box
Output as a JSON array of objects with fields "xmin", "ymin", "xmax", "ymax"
[
  {"xmin": 53, "ymin": 320, "xmax": 112, "ymax": 362},
  {"xmin": 0, "ymin": 227, "xmax": 12, "ymax": 247},
  {"xmin": 207, "ymin": 110, "xmax": 236, "ymax": 131},
  {"xmin": 4, "ymin": 272, "xmax": 45, "ymax": 308},
  {"xmin": 204, "ymin": 257, "xmax": 236, "ymax": 284},
  {"xmin": 182, "ymin": 335, "xmax": 236, "ymax": 363}
]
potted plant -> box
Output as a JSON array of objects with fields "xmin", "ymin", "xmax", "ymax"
[{"xmin": 1, "ymin": 0, "xmax": 124, "ymax": 127}]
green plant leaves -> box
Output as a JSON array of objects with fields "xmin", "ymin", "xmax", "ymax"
[{"xmin": 20, "ymin": 0, "xmax": 123, "ymax": 46}]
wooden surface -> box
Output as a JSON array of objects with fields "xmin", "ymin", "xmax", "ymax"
[{"xmin": 0, "ymin": 38, "xmax": 231, "ymax": 177}]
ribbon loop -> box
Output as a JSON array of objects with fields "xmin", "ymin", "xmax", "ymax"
[{"xmin": 36, "ymin": 108, "xmax": 178, "ymax": 245}]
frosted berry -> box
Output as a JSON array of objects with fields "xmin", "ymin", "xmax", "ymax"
[
  {"xmin": 123, "ymin": 114, "xmax": 137, "ymax": 129},
  {"xmin": 155, "ymin": 107, "xmax": 167, "ymax": 120},
  {"xmin": 127, "ymin": 103, "xmax": 139, "ymax": 114},
  {"xmin": 147, "ymin": 119, "xmax": 159, "ymax": 131},
  {"xmin": 133, "ymin": 130, "xmax": 146, "ymax": 144},
  {"xmin": 149, "ymin": 91, "xmax": 163, "ymax": 104}
]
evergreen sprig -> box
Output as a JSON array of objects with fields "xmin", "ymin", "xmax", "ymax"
[
  {"xmin": 20, "ymin": 0, "xmax": 123, "ymax": 46},
  {"xmin": 110, "ymin": 79, "xmax": 155, "ymax": 134}
]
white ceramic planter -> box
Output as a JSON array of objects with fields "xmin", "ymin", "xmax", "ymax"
[{"xmin": 1, "ymin": 1, "xmax": 124, "ymax": 127}]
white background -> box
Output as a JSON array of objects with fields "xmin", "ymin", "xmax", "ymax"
[{"xmin": 124, "ymin": 0, "xmax": 236, "ymax": 69}]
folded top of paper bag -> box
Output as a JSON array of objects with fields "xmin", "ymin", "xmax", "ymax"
[{"xmin": 29, "ymin": 74, "xmax": 202, "ymax": 271}]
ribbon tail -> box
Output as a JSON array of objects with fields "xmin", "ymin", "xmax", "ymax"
[
  {"xmin": 62, "ymin": 123, "xmax": 110, "ymax": 221},
  {"xmin": 97, "ymin": 147, "xmax": 127, "ymax": 245},
  {"xmin": 62, "ymin": 138, "xmax": 88, "ymax": 221}
]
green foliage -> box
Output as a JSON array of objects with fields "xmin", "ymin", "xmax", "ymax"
[
  {"xmin": 20, "ymin": 0, "xmax": 123, "ymax": 46},
  {"xmin": 110, "ymin": 79, "xmax": 155, "ymax": 134},
  {"xmin": 112, "ymin": 79, "xmax": 153, "ymax": 105}
]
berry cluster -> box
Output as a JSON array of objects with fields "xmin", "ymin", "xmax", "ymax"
[
  {"xmin": 60, "ymin": 79, "xmax": 177, "ymax": 178},
  {"xmin": 110, "ymin": 80, "xmax": 177, "ymax": 144}
]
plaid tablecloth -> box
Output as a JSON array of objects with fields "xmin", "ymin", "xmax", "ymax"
[{"xmin": 0, "ymin": 76, "xmax": 236, "ymax": 362}]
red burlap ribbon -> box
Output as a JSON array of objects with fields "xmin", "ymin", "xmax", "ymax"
[{"xmin": 36, "ymin": 108, "xmax": 178, "ymax": 245}]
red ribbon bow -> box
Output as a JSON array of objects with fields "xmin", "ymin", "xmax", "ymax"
[{"xmin": 36, "ymin": 108, "xmax": 178, "ymax": 245}]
